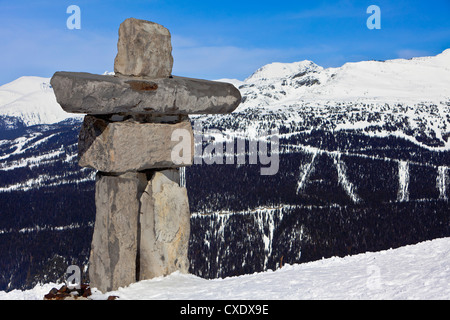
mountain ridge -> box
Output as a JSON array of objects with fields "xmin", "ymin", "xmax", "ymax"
[
  {"xmin": 2, "ymin": 49, "xmax": 449, "ymax": 128},
  {"xmin": 217, "ymin": 48, "xmax": 450, "ymax": 111},
  {"xmin": 0, "ymin": 76, "xmax": 83, "ymax": 127}
]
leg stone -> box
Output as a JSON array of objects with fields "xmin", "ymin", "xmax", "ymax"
[
  {"xmin": 89, "ymin": 171, "xmax": 147, "ymax": 292},
  {"xmin": 139, "ymin": 169, "xmax": 191, "ymax": 280}
]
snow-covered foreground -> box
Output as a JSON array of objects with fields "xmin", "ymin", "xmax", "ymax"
[{"xmin": 1, "ymin": 237, "xmax": 449, "ymax": 300}]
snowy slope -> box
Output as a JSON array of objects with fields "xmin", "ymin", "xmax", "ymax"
[
  {"xmin": 1, "ymin": 237, "xmax": 449, "ymax": 300},
  {"xmin": 215, "ymin": 49, "xmax": 450, "ymax": 150},
  {"xmin": 0, "ymin": 76, "xmax": 81, "ymax": 126},
  {"xmin": 303, "ymin": 49, "xmax": 450, "ymax": 104},
  {"xmin": 232, "ymin": 49, "xmax": 450, "ymax": 110}
]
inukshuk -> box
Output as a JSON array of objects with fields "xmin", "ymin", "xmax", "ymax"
[{"xmin": 51, "ymin": 18, "xmax": 241, "ymax": 293}]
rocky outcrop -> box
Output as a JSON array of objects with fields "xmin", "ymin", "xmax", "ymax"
[{"xmin": 44, "ymin": 284, "xmax": 92, "ymax": 300}]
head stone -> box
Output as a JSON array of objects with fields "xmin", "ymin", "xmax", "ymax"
[{"xmin": 114, "ymin": 18, "xmax": 173, "ymax": 78}]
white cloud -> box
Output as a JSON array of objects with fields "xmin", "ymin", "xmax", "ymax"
[{"xmin": 396, "ymin": 49, "xmax": 431, "ymax": 60}]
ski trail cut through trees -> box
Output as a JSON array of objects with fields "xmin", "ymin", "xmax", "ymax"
[
  {"xmin": 333, "ymin": 153, "xmax": 362, "ymax": 204},
  {"xmin": 437, "ymin": 166, "xmax": 448, "ymax": 200},
  {"xmin": 296, "ymin": 151, "xmax": 318, "ymax": 195},
  {"xmin": 397, "ymin": 161, "xmax": 410, "ymax": 202}
]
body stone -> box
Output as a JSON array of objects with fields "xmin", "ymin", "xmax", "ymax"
[{"xmin": 78, "ymin": 115, "xmax": 194, "ymax": 173}]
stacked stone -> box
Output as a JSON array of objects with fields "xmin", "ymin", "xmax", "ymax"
[{"xmin": 51, "ymin": 18, "xmax": 241, "ymax": 293}]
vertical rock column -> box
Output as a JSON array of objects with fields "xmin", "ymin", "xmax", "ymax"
[
  {"xmin": 89, "ymin": 171, "xmax": 147, "ymax": 292},
  {"xmin": 77, "ymin": 116, "xmax": 194, "ymax": 293},
  {"xmin": 139, "ymin": 170, "xmax": 191, "ymax": 280},
  {"xmin": 51, "ymin": 18, "xmax": 241, "ymax": 293}
]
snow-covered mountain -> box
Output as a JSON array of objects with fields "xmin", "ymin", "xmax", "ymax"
[
  {"xmin": 224, "ymin": 48, "xmax": 450, "ymax": 109},
  {"xmin": 0, "ymin": 76, "xmax": 81, "ymax": 127},
  {"xmin": 0, "ymin": 50, "xmax": 449, "ymax": 293},
  {"xmin": 2, "ymin": 49, "xmax": 449, "ymax": 134},
  {"xmin": 211, "ymin": 49, "xmax": 450, "ymax": 150}
]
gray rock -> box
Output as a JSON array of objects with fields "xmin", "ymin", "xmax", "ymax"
[
  {"xmin": 114, "ymin": 18, "xmax": 173, "ymax": 78},
  {"xmin": 50, "ymin": 72, "xmax": 241, "ymax": 115},
  {"xmin": 139, "ymin": 170, "xmax": 190, "ymax": 280},
  {"xmin": 89, "ymin": 172, "xmax": 147, "ymax": 293},
  {"xmin": 78, "ymin": 115, "xmax": 194, "ymax": 173}
]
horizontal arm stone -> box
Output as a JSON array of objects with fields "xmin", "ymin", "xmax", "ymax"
[{"xmin": 50, "ymin": 72, "xmax": 241, "ymax": 115}]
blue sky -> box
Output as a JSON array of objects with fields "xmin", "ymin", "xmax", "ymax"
[{"xmin": 0, "ymin": 0, "xmax": 449, "ymax": 85}]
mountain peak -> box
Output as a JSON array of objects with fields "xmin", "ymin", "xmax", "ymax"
[
  {"xmin": 245, "ymin": 60, "xmax": 321, "ymax": 82},
  {"xmin": 0, "ymin": 76, "xmax": 82, "ymax": 126},
  {"xmin": 438, "ymin": 48, "xmax": 450, "ymax": 56},
  {"xmin": 236, "ymin": 49, "xmax": 450, "ymax": 110}
]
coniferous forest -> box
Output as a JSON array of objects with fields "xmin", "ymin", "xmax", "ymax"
[{"xmin": 0, "ymin": 115, "xmax": 449, "ymax": 291}]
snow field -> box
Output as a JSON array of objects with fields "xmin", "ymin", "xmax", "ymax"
[{"xmin": 1, "ymin": 237, "xmax": 448, "ymax": 300}]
